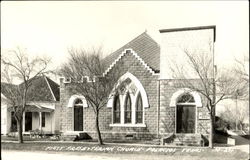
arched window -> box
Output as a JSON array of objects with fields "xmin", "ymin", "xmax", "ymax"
[
  {"xmin": 74, "ymin": 98, "xmax": 83, "ymax": 131},
  {"xmin": 113, "ymin": 95, "xmax": 120, "ymax": 123},
  {"xmin": 136, "ymin": 93, "xmax": 143, "ymax": 124},
  {"xmin": 177, "ymin": 93, "xmax": 195, "ymax": 103},
  {"xmin": 74, "ymin": 99, "xmax": 84, "ymax": 106},
  {"xmin": 108, "ymin": 73, "xmax": 148, "ymax": 127},
  {"xmin": 124, "ymin": 93, "xmax": 132, "ymax": 123}
]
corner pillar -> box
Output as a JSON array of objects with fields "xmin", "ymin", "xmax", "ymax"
[
  {"xmin": 39, "ymin": 112, "xmax": 42, "ymax": 131},
  {"xmin": 22, "ymin": 112, "xmax": 25, "ymax": 132}
]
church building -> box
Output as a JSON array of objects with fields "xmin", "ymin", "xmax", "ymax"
[{"xmin": 57, "ymin": 26, "xmax": 215, "ymax": 145}]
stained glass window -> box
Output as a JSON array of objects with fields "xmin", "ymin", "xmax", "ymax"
[
  {"xmin": 177, "ymin": 93, "xmax": 195, "ymax": 103},
  {"xmin": 113, "ymin": 95, "xmax": 120, "ymax": 123},
  {"xmin": 136, "ymin": 93, "xmax": 143, "ymax": 123},
  {"xmin": 124, "ymin": 93, "xmax": 132, "ymax": 123}
]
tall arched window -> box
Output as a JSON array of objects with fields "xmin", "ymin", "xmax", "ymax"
[
  {"xmin": 136, "ymin": 93, "xmax": 143, "ymax": 124},
  {"xmin": 113, "ymin": 95, "xmax": 120, "ymax": 123},
  {"xmin": 124, "ymin": 93, "xmax": 132, "ymax": 123},
  {"xmin": 74, "ymin": 98, "xmax": 83, "ymax": 131}
]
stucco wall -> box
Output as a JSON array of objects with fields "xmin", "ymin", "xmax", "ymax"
[
  {"xmin": 1, "ymin": 97, "xmax": 12, "ymax": 135},
  {"xmin": 1, "ymin": 103, "xmax": 8, "ymax": 135},
  {"xmin": 160, "ymin": 28, "xmax": 214, "ymax": 79},
  {"xmin": 43, "ymin": 112, "xmax": 53, "ymax": 133}
]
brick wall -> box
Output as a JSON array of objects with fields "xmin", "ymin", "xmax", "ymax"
[
  {"xmin": 159, "ymin": 79, "xmax": 210, "ymax": 136},
  {"xmin": 58, "ymin": 51, "xmax": 160, "ymax": 140},
  {"xmin": 57, "ymin": 50, "xmax": 211, "ymax": 140}
]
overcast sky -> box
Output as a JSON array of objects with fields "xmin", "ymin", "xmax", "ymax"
[{"xmin": 1, "ymin": 1, "xmax": 249, "ymax": 71}]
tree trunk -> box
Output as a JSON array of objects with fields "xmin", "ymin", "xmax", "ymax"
[
  {"xmin": 95, "ymin": 112, "xmax": 103, "ymax": 145},
  {"xmin": 239, "ymin": 122, "xmax": 243, "ymax": 131},
  {"xmin": 209, "ymin": 113, "xmax": 214, "ymax": 148},
  {"xmin": 17, "ymin": 118, "xmax": 23, "ymax": 143}
]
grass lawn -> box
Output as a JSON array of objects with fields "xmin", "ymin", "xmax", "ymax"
[
  {"xmin": 1, "ymin": 135, "xmax": 60, "ymax": 141},
  {"xmin": 1, "ymin": 135, "xmax": 159, "ymax": 145},
  {"xmin": 2, "ymin": 134, "xmax": 249, "ymax": 160}
]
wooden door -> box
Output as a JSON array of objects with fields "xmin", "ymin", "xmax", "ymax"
[
  {"xmin": 74, "ymin": 106, "xmax": 83, "ymax": 131},
  {"xmin": 177, "ymin": 105, "xmax": 195, "ymax": 133},
  {"xmin": 25, "ymin": 112, "xmax": 32, "ymax": 131}
]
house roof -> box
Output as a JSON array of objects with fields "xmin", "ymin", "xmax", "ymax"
[
  {"xmin": 1, "ymin": 76, "xmax": 59, "ymax": 102},
  {"xmin": 1, "ymin": 83, "xmax": 18, "ymax": 100},
  {"xmin": 45, "ymin": 76, "xmax": 60, "ymax": 101},
  {"xmin": 102, "ymin": 32, "xmax": 160, "ymax": 72}
]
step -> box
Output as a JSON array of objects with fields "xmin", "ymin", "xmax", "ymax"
[
  {"xmin": 161, "ymin": 133, "xmax": 175, "ymax": 145},
  {"xmin": 173, "ymin": 134, "xmax": 204, "ymax": 146},
  {"xmin": 61, "ymin": 135, "xmax": 77, "ymax": 141}
]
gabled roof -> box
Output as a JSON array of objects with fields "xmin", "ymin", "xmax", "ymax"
[
  {"xmin": 1, "ymin": 76, "xmax": 59, "ymax": 102},
  {"xmin": 45, "ymin": 77, "xmax": 60, "ymax": 101},
  {"xmin": 102, "ymin": 32, "xmax": 160, "ymax": 72}
]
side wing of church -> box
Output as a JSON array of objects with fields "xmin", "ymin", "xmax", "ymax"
[{"xmin": 58, "ymin": 26, "xmax": 215, "ymax": 145}]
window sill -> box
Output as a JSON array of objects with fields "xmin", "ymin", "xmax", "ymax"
[{"xmin": 109, "ymin": 123, "xmax": 146, "ymax": 127}]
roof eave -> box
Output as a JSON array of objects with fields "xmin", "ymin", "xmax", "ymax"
[{"xmin": 159, "ymin": 25, "xmax": 216, "ymax": 42}]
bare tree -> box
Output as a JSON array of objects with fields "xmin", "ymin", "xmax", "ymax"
[
  {"xmin": 225, "ymin": 54, "xmax": 249, "ymax": 131},
  {"xmin": 59, "ymin": 47, "xmax": 120, "ymax": 145},
  {"xmin": 1, "ymin": 47, "xmax": 51, "ymax": 143},
  {"xmin": 234, "ymin": 54, "xmax": 249, "ymax": 98},
  {"xmin": 169, "ymin": 43, "xmax": 242, "ymax": 148},
  {"xmin": 220, "ymin": 100, "xmax": 249, "ymax": 132}
]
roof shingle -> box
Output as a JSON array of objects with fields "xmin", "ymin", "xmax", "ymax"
[
  {"xmin": 1, "ymin": 83, "xmax": 18, "ymax": 100},
  {"xmin": 1, "ymin": 76, "xmax": 59, "ymax": 102},
  {"xmin": 102, "ymin": 32, "xmax": 160, "ymax": 72}
]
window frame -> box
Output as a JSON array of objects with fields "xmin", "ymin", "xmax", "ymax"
[
  {"xmin": 135, "ymin": 93, "xmax": 143, "ymax": 124},
  {"xmin": 110, "ymin": 91, "xmax": 146, "ymax": 127},
  {"xmin": 124, "ymin": 93, "xmax": 132, "ymax": 124},
  {"xmin": 113, "ymin": 94, "xmax": 121, "ymax": 124}
]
